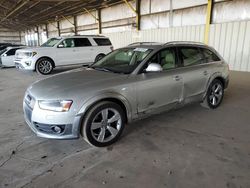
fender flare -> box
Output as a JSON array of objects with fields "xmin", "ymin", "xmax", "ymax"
[{"xmin": 76, "ymin": 91, "xmax": 133, "ymax": 123}]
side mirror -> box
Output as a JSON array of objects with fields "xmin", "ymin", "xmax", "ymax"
[
  {"xmin": 145, "ymin": 63, "xmax": 163, "ymax": 72},
  {"xmin": 57, "ymin": 44, "xmax": 64, "ymax": 48},
  {"xmin": 1, "ymin": 53, "xmax": 7, "ymax": 57}
]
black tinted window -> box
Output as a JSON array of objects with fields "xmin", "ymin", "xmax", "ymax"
[
  {"xmin": 179, "ymin": 47, "xmax": 203, "ymax": 66},
  {"xmin": 201, "ymin": 48, "xmax": 221, "ymax": 63},
  {"xmin": 6, "ymin": 48, "xmax": 19, "ymax": 56},
  {"xmin": 94, "ymin": 38, "xmax": 112, "ymax": 46},
  {"xmin": 74, "ymin": 38, "xmax": 91, "ymax": 47}
]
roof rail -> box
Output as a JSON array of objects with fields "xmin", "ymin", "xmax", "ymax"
[
  {"xmin": 128, "ymin": 42, "xmax": 161, "ymax": 46},
  {"xmin": 164, "ymin": 41, "xmax": 206, "ymax": 46},
  {"xmin": 72, "ymin": 34, "xmax": 105, "ymax": 37}
]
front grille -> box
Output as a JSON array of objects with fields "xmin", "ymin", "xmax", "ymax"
[{"xmin": 14, "ymin": 58, "xmax": 22, "ymax": 63}]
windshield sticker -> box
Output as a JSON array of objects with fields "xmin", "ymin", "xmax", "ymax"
[{"xmin": 134, "ymin": 48, "xmax": 148, "ymax": 52}]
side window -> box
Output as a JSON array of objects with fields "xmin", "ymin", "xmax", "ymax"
[
  {"xmin": 6, "ymin": 49, "xmax": 18, "ymax": 56},
  {"xmin": 160, "ymin": 49, "xmax": 176, "ymax": 70},
  {"xmin": 60, "ymin": 38, "xmax": 75, "ymax": 48},
  {"xmin": 148, "ymin": 48, "xmax": 176, "ymax": 70},
  {"xmin": 201, "ymin": 48, "xmax": 221, "ymax": 63},
  {"xmin": 179, "ymin": 47, "xmax": 203, "ymax": 67},
  {"xmin": 74, "ymin": 38, "xmax": 92, "ymax": 47},
  {"xmin": 94, "ymin": 38, "xmax": 112, "ymax": 46}
]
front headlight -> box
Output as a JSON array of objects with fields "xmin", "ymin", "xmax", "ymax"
[
  {"xmin": 24, "ymin": 52, "xmax": 37, "ymax": 57},
  {"xmin": 38, "ymin": 100, "xmax": 73, "ymax": 112}
]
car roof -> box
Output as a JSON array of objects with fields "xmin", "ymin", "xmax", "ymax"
[
  {"xmin": 127, "ymin": 41, "xmax": 209, "ymax": 49},
  {"xmin": 53, "ymin": 35, "xmax": 109, "ymax": 39},
  {"xmin": 6, "ymin": 46, "xmax": 25, "ymax": 50}
]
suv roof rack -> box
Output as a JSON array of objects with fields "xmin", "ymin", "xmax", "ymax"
[
  {"xmin": 164, "ymin": 41, "xmax": 206, "ymax": 46},
  {"xmin": 128, "ymin": 42, "xmax": 161, "ymax": 46},
  {"xmin": 73, "ymin": 35, "xmax": 105, "ymax": 37}
]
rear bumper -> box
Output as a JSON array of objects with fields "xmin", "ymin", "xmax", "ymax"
[{"xmin": 224, "ymin": 76, "xmax": 229, "ymax": 89}]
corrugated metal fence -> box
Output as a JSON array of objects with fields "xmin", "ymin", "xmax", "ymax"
[{"xmin": 106, "ymin": 20, "xmax": 250, "ymax": 72}]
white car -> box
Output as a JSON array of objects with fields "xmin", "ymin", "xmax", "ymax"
[
  {"xmin": 0, "ymin": 46, "xmax": 25, "ymax": 67},
  {"xmin": 15, "ymin": 35, "xmax": 113, "ymax": 75}
]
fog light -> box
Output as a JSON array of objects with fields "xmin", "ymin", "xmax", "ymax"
[
  {"xmin": 51, "ymin": 126, "xmax": 62, "ymax": 134},
  {"xmin": 25, "ymin": 61, "xmax": 32, "ymax": 66}
]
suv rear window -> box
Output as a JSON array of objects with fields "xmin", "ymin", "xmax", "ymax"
[{"xmin": 94, "ymin": 38, "xmax": 112, "ymax": 46}]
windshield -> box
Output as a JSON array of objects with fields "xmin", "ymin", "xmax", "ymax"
[
  {"xmin": 0, "ymin": 49, "xmax": 7, "ymax": 55},
  {"xmin": 91, "ymin": 48, "xmax": 152, "ymax": 74},
  {"xmin": 41, "ymin": 38, "xmax": 61, "ymax": 47}
]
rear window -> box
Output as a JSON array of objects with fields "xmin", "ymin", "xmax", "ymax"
[
  {"xmin": 94, "ymin": 38, "xmax": 112, "ymax": 46},
  {"xmin": 201, "ymin": 48, "xmax": 221, "ymax": 63},
  {"xmin": 179, "ymin": 47, "xmax": 203, "ymax": 66}
]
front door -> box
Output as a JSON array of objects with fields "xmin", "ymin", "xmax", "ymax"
[
  {"xmin": 56, "ymin": 38, "xmax": 78, "ymax": 65},
  {"xmin": 136, "ymin": 48, "xmax": 183, "ymax": 114}
]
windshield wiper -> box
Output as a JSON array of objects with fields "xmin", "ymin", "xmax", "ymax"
[
  {"xmin": 92, "ymin": 67, "xmax": 120, "ymax": 73},
  {"xmin": 91, "ymin": 67, "xmax": 111, "ymax": 72}
]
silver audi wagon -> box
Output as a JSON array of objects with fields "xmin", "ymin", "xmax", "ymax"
[{"xmin": 23, "ymin": 41, "xmax": 229, "ymax": 147}]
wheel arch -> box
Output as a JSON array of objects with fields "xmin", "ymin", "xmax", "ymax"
[
  {"xmin": 95, "ymin": 53, "xmax": 106, "ymax": 62},
  {"xmin": 77, "ymin": 93, "xmax": 133, "ymax": 124},
  {"xmin": 35, "ymin": 56, "xmax": 55, "ymax": 70},
  {"xmin": 203, "ymin": 72, "xmax": 226, "ymax": 99}
]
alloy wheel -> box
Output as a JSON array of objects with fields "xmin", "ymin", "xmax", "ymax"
[
  {"xmin": 38, "ymin": 60, "xmax": 52, "ymax": 74},
  {"xmin": 90, "ymin": 108, "xmax": 122, "ymax": 143},
  {"xmin": 209, "ymin": 83, "xmax": 223, "ymax": 106}
]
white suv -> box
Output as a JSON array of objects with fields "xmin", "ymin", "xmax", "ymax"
[{"xmin": 15, "ymin": 35, "xmax": 113, "ymax": 74}]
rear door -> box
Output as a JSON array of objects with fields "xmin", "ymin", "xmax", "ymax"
[
  {"xmin": 74, "ymin": 38, "xmax": 93, "ymax": 64},
  {"xmin": 92, "ymin": 38, "xmax": 113, "ymax": 56},
  {"xmin": 176, "ymin": 46, "xmax": 211, "ymax": 101}
]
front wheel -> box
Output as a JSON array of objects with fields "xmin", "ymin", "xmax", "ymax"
[
  {"xmin": 81, "ymin": 101, "xmax": 125, "ymax": 147},
  {"xmin": 202, "ymin": 79, "xmax": 224, "ymax": 109},
  {"xmin": 36, "ymin": 58, "xmax": 53, "ymax": 75}
]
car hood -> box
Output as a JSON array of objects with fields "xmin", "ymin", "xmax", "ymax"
[
  {"xmin": 28, "ymin": 68, "xmax": 129, "ymax": 99},
  {"xmin": 17, "ymin": 47, "xmax": 52, "ymax": 53}
]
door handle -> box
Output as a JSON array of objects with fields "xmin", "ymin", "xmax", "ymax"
[
  {"xmin": 173, "ymin": 75, "xmax": 181, "ymax": 81},
  {"xmin": 203, "ymin": 70, "xmax": 208, "ymax": 76}
]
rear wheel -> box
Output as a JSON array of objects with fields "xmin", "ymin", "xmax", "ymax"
[
  {"xmin": 36, "ymin": 58, "xmax": 53, "ymax": 75},
  {"xmin": 95, "ymin": 54, "xmax": 105, "ymax": 62},
  {"xmin": 81, "ymin": 101, "xmax": 125, "ymax": 147},
  {"xmin": 202, "ymin": 79, "xmax": 224, "ymax": 109}
]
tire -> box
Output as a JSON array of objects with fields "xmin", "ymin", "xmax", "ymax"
[
  {"xmin": 201, "ymin": 79, "xmax": 224, "ymax": 109},
  {"xmin": 36, "ymin": 58, "xmax": 53, "ymax": 75},
  {"xmin": 94, "ymin": 54, "xmax": 105, "ymax": 62},
  {"xmin": 81, "ymin": 101, "xmax": 125, "ymax": 147}
]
